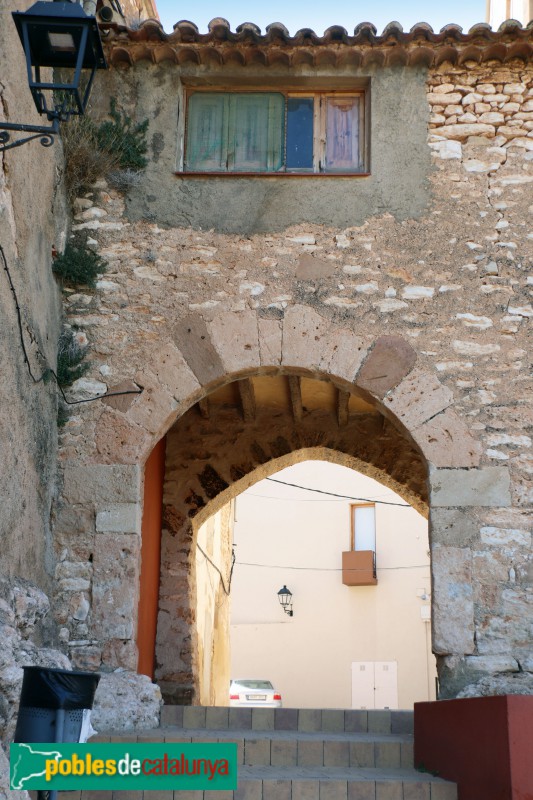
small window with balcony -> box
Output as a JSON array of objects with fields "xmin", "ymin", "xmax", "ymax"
[
  {"xmin": 342, "ymin": 503, "xmax": 377, "ymax": 587},
  {"xmin": 183, "ymin": 90, "xmax": 366, "ymax": 174}
]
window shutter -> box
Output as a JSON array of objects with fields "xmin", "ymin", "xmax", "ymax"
[
  {"xmin": 186, "ymin": 93, "xmax": 229, "ymax": 171},
  {"xmin": 324, "ymin": 95, "xmax": 360, "ymax": 171},
  {"xmin": 229, "ymin": 93, "xmax": 284, "ymax": 172}
]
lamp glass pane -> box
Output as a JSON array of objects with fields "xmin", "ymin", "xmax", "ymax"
[{"xmin": 48, "ymin": 32, "xmax": 76, "ymax": 52}]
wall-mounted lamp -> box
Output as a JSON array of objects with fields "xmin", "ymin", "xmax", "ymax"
[
  {"xmin": 277, "ymin": 585, "xmax": 293, "ymax": 617},
  {"xmin": 0, "ymin": 0, "xmax": 107, "ymax": 152}
]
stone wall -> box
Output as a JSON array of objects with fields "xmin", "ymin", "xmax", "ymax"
[
  {"xmin": 54, "ymin": 51, "xmax": 532, "ymax": 701},
  {"xmin": 0, "ymin": 0, "xmax": 69, "ymax": 757},
  {"xmin": 0, "ymin": 0, "xmax": 66, "ymax": 589}
]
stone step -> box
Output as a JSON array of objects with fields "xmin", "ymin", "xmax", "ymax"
[
  {"xmin": 160, "ymin": 707, "xmax": 414, "ymax": 736},
  {"xmin": 65, "ymin": 708, "xmax": 456, "ymax": 799},
  {"xmin": 60, "ymin": 766, "xmax": 457, "ymax": 800},
  {"xmin": 96, "ymin": 727, "xmax": 414, "ymax": 769}
]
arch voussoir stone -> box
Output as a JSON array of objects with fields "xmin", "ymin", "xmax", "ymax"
[
  {"xmin": 356, "ymin": 335, "xmax": 418, "ymax": 399},
  {"xmin": 206, "ymin": 309, "xmax": 261, "ymax": 375},
  {"xmin": 412, "ymin": 407, "xmax": 482, "ymax": 468},
  {"xmin": 137, "ymin": 341, "xmax": 201, "ymax": 405},
  {"xmin": 318, "ymin": 327, "xmax": 368, "ymax": 385},
  {"xmin": 281, "ymin": 304, "xmax": 332, "ymax": 372},
  {"xmin": 258, "ymin": 317, "xmax": 282, "ymax": 366},
  {"xmin": 383, "ymin": 367, "xmax": 454, "ymax": 430}
]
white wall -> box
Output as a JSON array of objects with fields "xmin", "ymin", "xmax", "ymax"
[
  {"xmin": 230, "ymin": 461, "xmax": 436, "ymax": 709},
  {"xmin": 487, "ymin": 0, "xmax": 531, "ymax": 27}
]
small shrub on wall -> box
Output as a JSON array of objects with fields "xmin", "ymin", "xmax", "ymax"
[
  {"xmin": 62, "ymin": 99, "xmax": 148, "ymax": 200},
  {"xmin": 52, "ymin": 235, "xmax": 107, "ymax": 288}
]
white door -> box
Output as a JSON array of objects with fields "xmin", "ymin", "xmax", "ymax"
[
  {"xmin": 351, "ymin": 661, "xmax": 375, "ymax": 709},
  {"xmin": 374, "ymin": 661, "xmax": 398, "ymax": 709},
  {"xmin": 351, "ymin": 661, "xmax": 398, "ymax": 709}
]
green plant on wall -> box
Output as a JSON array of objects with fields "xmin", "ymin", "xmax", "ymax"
[
  {"xmin": 53, "ymin": 235, "xmax": 107, "ymax": 288},
  {"xmin": 94, "ymin": 98, "xmax": 148, "ymax": 170},
  {"xmin": 56, "ymin": 328, "xmax": 90, "ymax": 388},
  {"xmin": 62, "ymin": 98, "xmax": 148, "ymax": 199}
]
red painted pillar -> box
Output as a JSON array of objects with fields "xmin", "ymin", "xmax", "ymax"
[{"xmin": 137, "ymin": 436, "xmax": 166, "ymax": 679}]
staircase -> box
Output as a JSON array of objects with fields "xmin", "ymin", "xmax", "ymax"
[{"xmin": 70, "ymin": 706, "xmax": 458, "ymax": 799}]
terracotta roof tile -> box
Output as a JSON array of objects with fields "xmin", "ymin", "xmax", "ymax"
[{"xmin": 100, "ymin": 18, "xmax": 533, "ymax": 68}]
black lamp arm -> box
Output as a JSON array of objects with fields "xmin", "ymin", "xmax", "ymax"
[{"xmin": 0, "ymin": 118, "xmax": 59, "ymax": 152}]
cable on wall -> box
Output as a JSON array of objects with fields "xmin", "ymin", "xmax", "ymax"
[
  {"xmin": 196, "ymin": 541, "xmax": 236, "ymax": 596},
  {"xmin": 1, "ymin": 243, "xmax": 143, "ymax": 405}
]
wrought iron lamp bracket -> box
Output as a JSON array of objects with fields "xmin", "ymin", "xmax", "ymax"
[{"xmin": 0, "ymin": 118, "xmax": 60, "ymax": 152}]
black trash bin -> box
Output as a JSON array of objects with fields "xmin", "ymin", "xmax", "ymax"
[{"xmin": 14, "ymin": 665, "xmax": 100, "ymax": 744}]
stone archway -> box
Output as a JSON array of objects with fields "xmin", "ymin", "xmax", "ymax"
[{"xmin": 58, "ymin": 305, "xmax": 515, "ymax": 701}]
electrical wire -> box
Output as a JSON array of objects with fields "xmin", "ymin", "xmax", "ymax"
[
  {"xmin": 265, "ymin": 477, "xmax": 411, "ymax": 507},
  {"xmin": 235, "ymin": 560, "xmax": 429, "ymax": 572},
  {"xmin": 196, "ymin": 542, "xmax": 236, "ymax": 595},
  {"xmin": 1, "ymin": 243, "xmax": 143, "ymax": 405}
]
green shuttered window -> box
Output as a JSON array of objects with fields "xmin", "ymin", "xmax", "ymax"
[
  {"xmin": 186, "ymin": 92, "xmax": 284, "ymax": 172},
  {"xmin": 185, "ymin": 90, "xmax": 365, "ymax": 174}
]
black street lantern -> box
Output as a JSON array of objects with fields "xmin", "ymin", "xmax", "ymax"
[
  {"xmin": 277, "ymin": 585, "xmax": 293, "ymax": 617},
  {"xmin": 0, "ymin": 0, "xmax": 107, "ymax": 152}
]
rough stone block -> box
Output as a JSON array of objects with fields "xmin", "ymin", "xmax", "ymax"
[
  {"xmin": 413, "ymin": 409, "xmax": 482, "ymax": 468},
  {"xmin": 91, "ymin": 533, "xmax": 140, "ymax": 640},
  {"xmin": 430, "ymin": 467, "xmax": 511, "ymax": 507},
  {"xmin": 96, "ymin": 503, "xmax": 141, "ymax": 533},
  {"xmin": 258, "ymin": 317, "xmax": 282, "ymax": 366},
  {"xmin": 173, "ymin": 314, "xmax": 225, "ymax": 386},
  {"xmin": 281, "ymin": 305, "xmax": 330, "ymax": 371},
  {"xmin": 432, "ymin": 545, "xmax": 475, "ymax": 656},
  {"xmin": 126, "ymin": 373, "xmax": 179, "ymax": 436},
  {"xmin": 263, "ymin": 780, "xmax": 291, "ymax": 800},
  {"xmin": 208, "ymin": 310, "xmax": 260, "ymax": 375},
  {"xmin": 318, "ymin": 328, "xmax": 367, "ymax": 384},
  {"xmin": 464, "ymin": 655, "xmax": 518, "ymax": 673},
  {"xmin": 429, "ymin": 509, "xmax": 479, "ymax": 547},
  {"xmin": 384, "ymin": 369, "xmax": 453, "ymax": 431},
  {"xmin": 62, "ymin": 463, "xmax": 141, "ymax": 504},
  {"xmin": 357, "ymin": 336, "xmax": 417, "ymax": 399},
  {"xmin": 95, "ymin": 410, "xmax": 152, "ymax": 465}
]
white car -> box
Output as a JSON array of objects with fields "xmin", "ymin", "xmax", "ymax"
[{"xmin": 229, "ymin": 679, "xmax": 282, "ymax": 708}]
